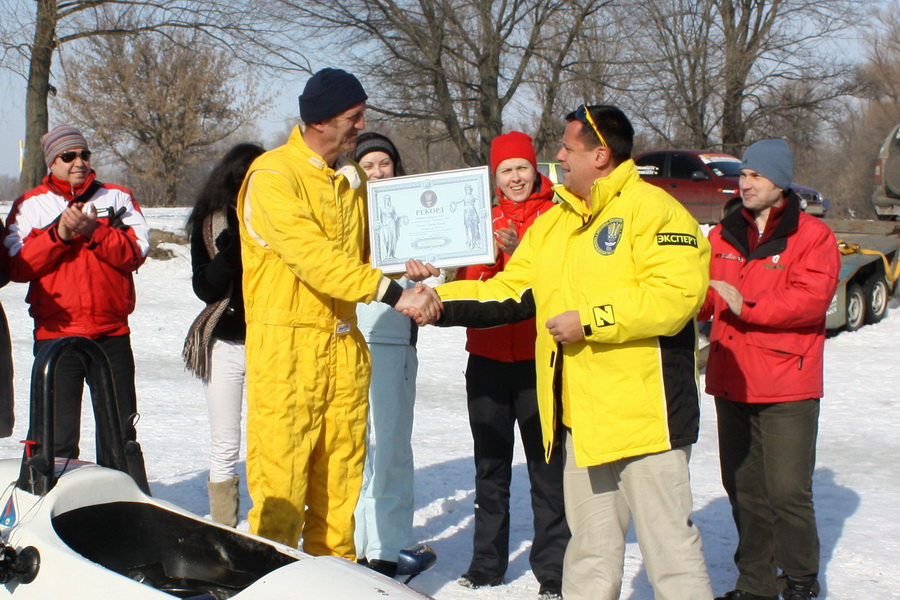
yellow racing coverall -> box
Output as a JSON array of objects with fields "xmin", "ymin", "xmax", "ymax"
[{"xmin": 237, "ymin": 126, "xmax": 385, "ymax": 556}]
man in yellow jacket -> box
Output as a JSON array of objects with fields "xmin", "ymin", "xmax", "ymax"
[
  {"xmin": 421, "ymin": 105, "xmax": 713, "ymax": 600},
  {"xmin": 237, "ymin": 68, "xmax": 438, "ymax": 556}
]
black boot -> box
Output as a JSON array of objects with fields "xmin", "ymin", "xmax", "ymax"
[
  {"xmin": 716, "ymin": 590, "xmax": 778, "ymax": 600},
  {"xmin": 367, "ymin": 559, "xmax": 398, "ymax": 577},
  {"xmin": 782, "ymin": 576, "xmax": 818, "ymax": 600}
]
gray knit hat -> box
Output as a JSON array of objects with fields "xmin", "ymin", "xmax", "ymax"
[
  {"xmin": 298, "ymin": 68, "xmax": 368, "ymax": 124},
  {"xmin": 741, "ymin": 139, "xmax": 793, "ymax": 191},
  {"xmin": 41, "ymin": 124, "xmax": 89, "ymax": 168}
]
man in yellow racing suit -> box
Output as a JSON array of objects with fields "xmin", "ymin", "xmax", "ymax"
[{"xmin": 237, "ymin": 68, "xmax": 437, "ymax": 556}]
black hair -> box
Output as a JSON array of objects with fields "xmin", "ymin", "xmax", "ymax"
[
  {"xmin": 354, "ymin": 132, "xmax": 406, "ymax": 177},
  {"xmin": 565, "ymin": 105, "xmax": 634, "ymax": 163},
  {"xmin": 186, "ymin": 142, "xmax": 265, "ymax": 237}
]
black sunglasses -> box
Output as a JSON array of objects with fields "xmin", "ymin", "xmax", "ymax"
[{"xmin": 58, "ymin": 150, "xmax": 92, "ymax": 163}]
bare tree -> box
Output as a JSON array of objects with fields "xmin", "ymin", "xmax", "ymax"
[
  {"xmin": 715, "ymin": 0, "xmax": 861, "ymax": 154},
  {"xmin": 0, "ymin": 0, "xmax": 301, "ymax": 190},
  {"xmin": 54, "ymin": 32, "xmax": 269, "ymax": 206},
  {"xmin": 858, "ymin": 0, "xmax": 900, "ymax": 108},
  {"xmin": 271, "ymin": 0, "xmax": 611, "ymax": 167},
  {"xmin": 622, "ymin": 0, "xmax": 862, "ymax": 154},
  {"xmin": 812, "ymin": 0, "xmax": 900, "ymax": 218},
  {"xmin": 625, "ymin": 0, "xmax": 719, "ymax": 149},
  {"xmin": 0, "ymin": 175, "xmax": 22, "ymax": 203}
]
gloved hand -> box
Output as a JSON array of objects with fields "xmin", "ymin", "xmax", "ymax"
[
  {"xmin": 107, "ymin": 206, "xmax": 130, "ymax": 231},
  {"xmin": 214, "ymin": 228, "xmax": 241, "ymax": 265}
]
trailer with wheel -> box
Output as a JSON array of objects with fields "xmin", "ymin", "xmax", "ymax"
[{"xmin": 824, "ymin": 219, "xmax": 900, "ymax": 331}]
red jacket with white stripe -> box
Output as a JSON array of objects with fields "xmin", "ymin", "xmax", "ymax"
[
  {"xmin": 456, "ymin": 173, "xmax": 556, "ymax": 362},
  {"xmin": 2, "ymin": 172, "xmax": 150, "ymax": 340},
  {"xmin": 700, "ymin": 193, "xmax": 840, "ymax": 403}
]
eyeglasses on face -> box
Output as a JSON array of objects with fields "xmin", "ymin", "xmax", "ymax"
[
  {"xmin": 575, "ymin": 104, "xmax": 609, "ymax": 148},
  {"xmin": 58, "ymin": 150, "xmax": 92, "ymax": 163}
]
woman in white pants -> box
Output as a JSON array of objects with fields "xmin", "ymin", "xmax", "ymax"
[{"xmin": 183, "ymin": 143, "xmax": 264, "ymax": 526}]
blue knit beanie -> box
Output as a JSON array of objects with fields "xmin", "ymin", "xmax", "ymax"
[
  {"xmin": 298, "ymin": 68, "xmax": 368, "ymax": 124},
  {"xmin": 740, "ymin": 139, "xmax": 793, "ymax": 191}
]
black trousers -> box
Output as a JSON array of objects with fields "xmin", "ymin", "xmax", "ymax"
[
  {"xmin": 33, "ymin": 335, "xmax": 139, "ymax": 459},
  {"xmin": 465, "ymin": 354, "xmax": 569, "ymax": 584},
  {"xmin": 716, "ymin": 397, "xmax": 820, "ymax": 597}
]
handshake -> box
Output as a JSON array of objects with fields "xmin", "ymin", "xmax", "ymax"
[{"xmin": 393, "ymin": 259, "xmax": 444, "ymax": 326}]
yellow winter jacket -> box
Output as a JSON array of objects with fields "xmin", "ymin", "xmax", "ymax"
[
  {"xmin": 237, "ymin": 126, "xmax": 383, "ymax": 329},
  {"xmin": 437, "ymin": 159, "xmax": 711, "ymax": 467}
]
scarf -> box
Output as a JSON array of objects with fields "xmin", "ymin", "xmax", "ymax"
[{"xmin": 181, "ymin": 210, "xmax": 231, "ymax": 381}]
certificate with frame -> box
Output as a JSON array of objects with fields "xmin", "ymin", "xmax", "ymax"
[{"xmin": 367, "ymin": 166, "xmax": 494, "ymax": 274}]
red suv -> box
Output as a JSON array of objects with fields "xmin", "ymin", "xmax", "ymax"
[{"xmin": 634, "ymin": 149, "xmax": 826, "ymax": 223}]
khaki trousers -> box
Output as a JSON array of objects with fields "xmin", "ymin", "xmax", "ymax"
[{"xmin": 561, "ymin": 431, "xmax": 712, "ymax": 600}]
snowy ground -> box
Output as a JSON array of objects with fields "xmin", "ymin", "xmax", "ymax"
[{"xmin": 0, "ymin": 206, "xmax": 897, "ymax": 598}]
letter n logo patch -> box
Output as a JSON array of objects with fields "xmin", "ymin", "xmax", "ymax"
[{"xmin": 592, "ymin": 304, "xmax": 615, "ymax": 328}]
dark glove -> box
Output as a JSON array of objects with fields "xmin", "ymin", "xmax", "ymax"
[
  {"xmin": 214, "ymin": 228, "xmax": 241, "ymax": 265},
  {"xmin": 108, "ymin": 206, "xmax": 130, "ymax": 231}
]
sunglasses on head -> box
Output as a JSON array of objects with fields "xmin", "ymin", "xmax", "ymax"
[
  {"xmin": 575, "ymin": 104, "xmax": 609, "ymax": 148},
  {"xmin": 58, "ymin": 150, "xmax": 92, "ymax": 163}
]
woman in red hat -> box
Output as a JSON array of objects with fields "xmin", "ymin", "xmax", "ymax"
[{"xmin": 454, "ymin": 131, "xmax": 569, "ymax": 600}]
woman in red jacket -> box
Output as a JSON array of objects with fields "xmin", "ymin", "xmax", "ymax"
[{"xmin": 454, "ymin": 132, "xmax": 568, "ymax": 600}]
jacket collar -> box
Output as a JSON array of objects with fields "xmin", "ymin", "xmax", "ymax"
[
  {"xmin": 45, "ymin": 170, "xmax": 98, "ymax": 201},
  {"xmin": 720, "ymin": 190, "xmax": 801, "ymax": 259},
  {"xmin": 553, "ymin": 159, "xmax": 640, "ymax": 223},
  {"xmin": 496, "ymin": 173, "xmax": 556, "ymax": 222},
  {"xmin": 289, "ymin": 126, "xmax": 362, "ymax": 190}
]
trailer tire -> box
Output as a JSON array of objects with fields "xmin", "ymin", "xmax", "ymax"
[
  {"xmin": 864, "ymin": 274, "xmax": 889, "ymax": 324},
  {"xmin": 845, "ymin": 283, "xmax": 865, "ymax": 332}
]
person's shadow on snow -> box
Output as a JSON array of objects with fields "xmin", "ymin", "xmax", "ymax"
[
  {"xmin": 408, "ymin": 457, "xmax": 542, "ymax": 597},
  {"xmin": 623, "ymin": 466, "xmax": 859, "ymax": 600},
  {"xmin": 151, "ymin": 463, "xmax": 250, "ymax": 523}
]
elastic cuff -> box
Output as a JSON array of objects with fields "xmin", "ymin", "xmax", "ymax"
[
  {"xmin": 52, "ymin": 226, "xmax": 72, "ymax": 245},
  {"xmin": 377, "ymin": 277, "xmax": 404, "ymax": 307}
]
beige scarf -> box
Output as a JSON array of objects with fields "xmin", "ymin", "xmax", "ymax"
[{"xmin": 182, "ymin": 210, "xmax": 231, "ymax": 381}]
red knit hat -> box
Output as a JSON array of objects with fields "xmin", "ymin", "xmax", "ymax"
[{"xmin": 490, "ymin": 131, "xmax": 537, "ymax": 174}]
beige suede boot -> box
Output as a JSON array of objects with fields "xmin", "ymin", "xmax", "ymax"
[{"xmin": 208, "ymin": 475, "xmax": 239, "ymax": 527}]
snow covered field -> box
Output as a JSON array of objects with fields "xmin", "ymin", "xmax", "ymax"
[{"xmin": 0, "ymin": 207, "xmax": 897, "ymax": 598}]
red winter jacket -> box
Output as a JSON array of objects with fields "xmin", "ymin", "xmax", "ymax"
[
  {"xmin": 3, "ymin": 172, "xmax": 150, "ymax": 340},
  {"xmin": 456, "ymin": 173, "xmax": 556, "ymax": 362},
  {"xmin": 699, "ymin": 193, "xmax": 840, "ymax": 403}
]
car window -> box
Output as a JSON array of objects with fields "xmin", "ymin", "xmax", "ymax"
[
  {"xmin": 670, "ymin": 154, "xmax": 699, "ymax": 179},
  {"xmin": 635, "ymin": 153, "xmax": 665, "ymax": 177},
  {"xmin": 705, "ymin": 158, "xmax": 741, "ymax": 177}
]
